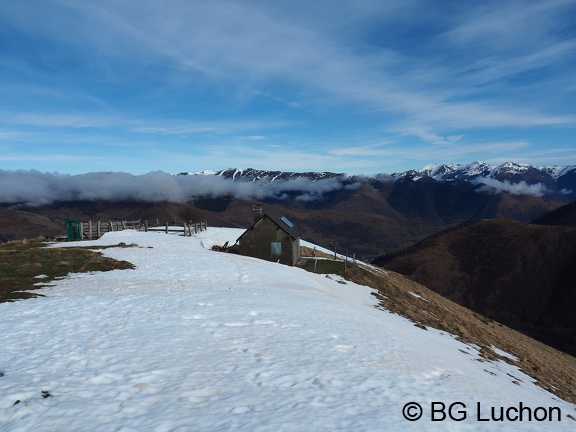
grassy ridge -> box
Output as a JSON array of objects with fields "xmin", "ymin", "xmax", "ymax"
[{"xmin": 0, "ymin": 239, "xmax": 135, "ymax": 302}]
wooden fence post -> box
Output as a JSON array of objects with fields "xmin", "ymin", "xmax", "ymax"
[
  {"xmin": 97, "ymin": 221, "xmax": 101, "ymax": 238},
  {"xmin": 165, "ymin": 222, "xmax": 169, "ymax": 234}
]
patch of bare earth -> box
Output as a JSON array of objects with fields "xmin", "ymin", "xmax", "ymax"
[
  {"xmin": 300, "ymin": 246, "xmax": 335, "ymax": 260},
  {"xmin": 0, "ymin": 239, "xmax": 135, "ymax": 302}
]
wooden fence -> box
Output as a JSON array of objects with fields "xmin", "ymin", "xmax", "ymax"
[
  {"xmin": 80, "ymin": 219, "xmax": 142, "ymax": 240},
  {"xmin": 75, "ymin": 219, "xmax": 207, "ymax": 240},
  {"xmin": 142, "ymin": 221, "xmax": 208, "ymax": 237}
]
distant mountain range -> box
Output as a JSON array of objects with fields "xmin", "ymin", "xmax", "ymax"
[
  {"xmin": 181, "ymin": 161, "xmax": 576, "ymax": 182},
  {"xmin": 391, "ymin": 161, "xmax": 576, "ymax": 183},
  {"xmin": 179, "ymin": 161, "xmax": 576, "ymax": 202}
]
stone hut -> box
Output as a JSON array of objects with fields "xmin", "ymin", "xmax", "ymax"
[{"xmin": 236, "ymin": 206, "xmax": 302, "ymax": 266}]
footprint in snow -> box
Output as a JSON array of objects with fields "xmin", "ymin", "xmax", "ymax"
[
  {"xmin": 231, "ymin": 405, "xmax": 254, "ymax": 414},
  {"xmin": 254, "ymin": 320, "xmax": 275, "ymax": 325},
  {"xmin": 182, "ymin": 314, "xmax": 208, "ymax": 320}
]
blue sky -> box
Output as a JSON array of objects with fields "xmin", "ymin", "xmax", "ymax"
[{"xmin": 1, "ymin": 0, "xmax": 575, "ymax": 175}]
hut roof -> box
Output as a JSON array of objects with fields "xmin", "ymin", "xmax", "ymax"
[{"xmin": 237, "ymin": 213, "xmax": 302, "ymax": 241}]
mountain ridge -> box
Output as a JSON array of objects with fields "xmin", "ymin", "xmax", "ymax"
[
  {"xmin": 180, "ymin": 160, "xmax": 576, "ymax": 178},
  {"xmin": 372, "ymin": 216, "xmax": 576, "ymax": 357},
  {"xmin": 179, "ymin": 160, "xmax": 576, "ymax": 182},
  {"xmin": 178, "ymin": 161, "xmax": 576, "ymax": 201}
]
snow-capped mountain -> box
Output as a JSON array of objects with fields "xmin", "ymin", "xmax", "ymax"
[
  {"xmin": 178, "ymin": 161, "xmax": 576, "ymax": 201},
  {"xmin": 392, "ymin": 161, "xmax": 575, "ymax": 184},
  {"xmin": 391, "ymin": 161, "xmax": 493, "ymax": 181},
  {"xmin": 180, "ymin": 162, "xmax": 576, "ymax": 184},
  {"xmin": 178, "ymin": 168, "xmax": 349, "ymax": 182}
]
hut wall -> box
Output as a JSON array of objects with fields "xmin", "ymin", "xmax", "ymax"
[{"xmin": 238, "ymin": 217, "xmax": 297, "ymax": 266}]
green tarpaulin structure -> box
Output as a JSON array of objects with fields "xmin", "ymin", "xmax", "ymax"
[{"xmin": 65, "ymin": 218, "xmax": 82, "ymax": 241}]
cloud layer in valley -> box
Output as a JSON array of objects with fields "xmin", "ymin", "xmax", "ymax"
[
  {"xmin": 1, "ymin": 166, "xmax": 561, "ymax": 207},
  {"xmin": 0, "ymin": 170, "xmax": 355, "ymax": 206}
]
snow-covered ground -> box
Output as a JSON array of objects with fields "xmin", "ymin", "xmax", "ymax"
[{"xmin": 0, "ymin": 228, "xmax": 574, "ymax": 431}]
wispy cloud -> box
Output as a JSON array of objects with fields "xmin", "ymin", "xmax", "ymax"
[
  {"xmin": 402, "ymin": 127, "xmax": 465, "ymax": 146},
  {"xmin": 0, "ymin": 0, "xmax": 574, "ymax": 174},
  {"xmin": 472, "ymin": 178, "xmax": 550, "ymax": 197},
  {"xmin": 2, "ymin": 112, "xmax": 120, "ymax": 129}
]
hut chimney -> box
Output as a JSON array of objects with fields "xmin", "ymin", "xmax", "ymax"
[{"xmin": 253, "ymin": 204, "xmax": 263, "ymax": 221}]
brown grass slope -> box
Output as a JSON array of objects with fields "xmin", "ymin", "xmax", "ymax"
[
  {"xmin": 533, "ymin": 201, "xmax": 576, "ymax": 227},
  {"xmin": 0, "ymin": 207, "xmax": 63, "ymax": 242},
  {"xmin": 297, "ymin": 246, "xmax": 576, "ymax": 406},
  {"xmin": 299, "ymin": 246, "xmax": 576, "ymax": 405},
  {"xmin": 373, "ymin": 219, "xmax": 576, "ymax": 357},
  {"xmin": 0, "ymin": 201, "xmax": 209, "ymax": 241},
  {"xmin": 341, "ymin": 262, "xmax": 576, "ymax": 407}
]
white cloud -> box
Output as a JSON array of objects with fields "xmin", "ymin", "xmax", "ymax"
[
  {"xmin": 404, "ymin": 127, "xmax": 465, "ymax": 146},
  {"xmin": 471, "ymin": 178, "xmax": 549, "ymax": 197},
  {"xmin": 0, "ymin": 170, "xmax": 357, "ymax": 206},
  {"xmin": 241, "ymin": 136, "xmax": 267, "ymax": 140}
]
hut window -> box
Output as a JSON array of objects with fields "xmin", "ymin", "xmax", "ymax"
[{"xmin": 271, "ymin": 242, "xmax": 282, "ymax": 255}]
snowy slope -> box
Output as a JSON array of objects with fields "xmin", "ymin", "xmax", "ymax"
[{"xmin": 0, "ymin": 229, "xmax": 574, "ymax": 431}]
